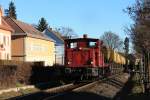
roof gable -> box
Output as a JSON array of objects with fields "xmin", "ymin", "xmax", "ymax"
[
  {"xmin": 4, "ymin": 17, "xmax": 23, "ymax": 33},
  {"xmin": 0, "ymin": 7, "xmax": 14, "ymax": 32},
  {"xmin": 5, "ymin": 17, "xmax": 52, "ymax": 41},
  {"xmin": 0, "ymin": 6, "xmax": 3, "ymax": 17},
  {"xmin": 0, "ymin": 18, "xmax": 14, "ymax": 32},
  {"xmin": 44, "ymin": 29, "xmax": 64, "ymax": 45}
]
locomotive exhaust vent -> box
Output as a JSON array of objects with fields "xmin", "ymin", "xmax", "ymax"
[{"xmin": 83, "ymin": 34, "xmax": 87, "ymax": 38}]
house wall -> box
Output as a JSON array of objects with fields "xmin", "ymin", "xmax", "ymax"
[
  {"xmin": 24, "ymin": 37, "xmax": 55, "ymax": 66},
  {"xmin": 55, "ymin": 45, "xmax": 64, "ymax": 65},
  {"xmin": 0, "ymin": 7, "xmax": 2, "ymax": 25},
  {"xmin": 0, "ymin": 29, "xmax": 11, "ymax": 60},
  {"xmin": 43, "ymin": 29, "xmax": 64, "ymax": 65},
  {"xmin": 11, "ymin": 36, "xmax": 24, "ymax": 61}
]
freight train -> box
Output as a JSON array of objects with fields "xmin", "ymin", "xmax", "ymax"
[{"xmin": 64, "ymin": 34, "xmax": 126, "ymax": 80}]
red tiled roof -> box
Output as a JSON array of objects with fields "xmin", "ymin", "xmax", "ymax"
[
  {"xmin": 0, "ymin": 17, "xmax": 14, "ymax": 32},
  {"xmin": 4, "ymin": 17, "xmax": 52, "ymax": 41}
]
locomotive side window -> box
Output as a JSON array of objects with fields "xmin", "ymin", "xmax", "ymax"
[
  {"xmin": 70, "ymin": 42, "xmax": 77, "ymax": 48},
  {"xmin": 89, "ymin": 42, "xmax": 96, "ymax": 47}
]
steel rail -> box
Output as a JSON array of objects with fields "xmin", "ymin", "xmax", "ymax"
[{"xmin": 43, "ymin": 73, "xmax": 123, "ymax": 100}]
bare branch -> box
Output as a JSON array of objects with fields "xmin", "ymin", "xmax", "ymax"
[{"xmin": 100, "ymin": 31, "xmax": 123, "ymax": 51}]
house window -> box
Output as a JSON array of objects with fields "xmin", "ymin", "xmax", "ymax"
[
  {"xmin": 0, "ymin": 34, "xmax": 3, "ymax": 44},
  {"xmin": 0, "ymin": 17, "xmax": 1, "ymax": 25},
  {"xmin": 31, "ymin": 44, "xmax": 47, "ymax": 52},
  {"xmin": 7, "ymin": 53, "xmax": 9, "ymax": 60},
  {"xmin": 3, "ymin": 36, "xmax": 6, "ymax": 46},
  {"xmin": 7, "ymin": 36, "xmax": 9, "ymax": 46},
  {"xmin": 0, "ymin": 52, "xmax": 1, "ymax": 59},
  {"xmin": 5, "ymin": 53, "xmax": 7, "ymax": 59}
]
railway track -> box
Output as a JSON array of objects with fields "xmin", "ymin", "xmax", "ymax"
[
  {"xmin": 43, "ymin": 73, "xmax": 127, "ymax": 100},
  {"xmin": 9, "ymin": 73, "xmax": 123, "ymax": 100},
  {"xmin": 9, "ymin": 82, "xmax": 87, "ymax": 100}
]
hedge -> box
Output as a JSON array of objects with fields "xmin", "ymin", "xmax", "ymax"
[{"xmin": 0, "ymin": 60, "xmax": 33, "ymax": 89}]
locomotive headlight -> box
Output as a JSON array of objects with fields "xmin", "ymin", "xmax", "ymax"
[
  {"xmin": 68, "ymin": 61, "xmax": 71, "ymax": 64},
  {"xmin": 79, "ymin": 47, "xmax": 82, "ymax": 50},
  {"xmin": 91, "ymin": 61, "xmax": 93, "ymax": 64}
]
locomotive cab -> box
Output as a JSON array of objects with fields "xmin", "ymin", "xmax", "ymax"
[{"xmin": 64, "ymin": 34, "xmax": 110, "ymax": 80}]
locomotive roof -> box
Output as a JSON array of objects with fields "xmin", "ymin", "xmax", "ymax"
[{"xmin": 65, "ymin": 38, "xmax": 99, "ymax": 42}]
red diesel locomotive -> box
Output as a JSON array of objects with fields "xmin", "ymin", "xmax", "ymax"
[{"xmin": 64, "ymin": 34, "xmax": 110, "ymax": 80}]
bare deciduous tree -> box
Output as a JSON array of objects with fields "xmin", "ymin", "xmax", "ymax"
[
  {"xmin": 124, "ymin": 37, "xmax": 129, "ymax": 70},
  {"xmin": 125, "ymin": 0, "xmax": 150, "ymax": 54},
  {"xmin": 126, "ymin": 0, "xmax": 150, "ymax": 92},
  {"xmin": 100, "ymin": 31, "xmax": 123, "ymax": 51},
  {"xmin": 55, "ymin": 27, "xmax": 78, "ymax": 39}
]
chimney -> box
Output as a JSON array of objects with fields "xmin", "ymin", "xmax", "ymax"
[{"xmin": 83, "ymin": 34, "xmax": 87, "ymax": 38}]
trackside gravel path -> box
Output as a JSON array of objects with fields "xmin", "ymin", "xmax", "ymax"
[{"xmin": 45, "ymin": 73, "xmax": 130, "ymax": 100}]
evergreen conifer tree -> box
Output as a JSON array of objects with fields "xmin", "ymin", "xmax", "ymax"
[
  {"xmin": 37, "ymin": 17, "xmax": 48, "ymax": 32},
  {"xmin": 5, "ymin": 1, "xmax": 17, "ymax": 19}
]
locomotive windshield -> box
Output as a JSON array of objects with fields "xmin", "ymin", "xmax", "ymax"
[
  {"xmin": 66, "ymin": 39, "xmax": 99, "ymax": 49},
  {"xmin": 89, "ymin": 41, "xmax": 97, "ymax": 47}
]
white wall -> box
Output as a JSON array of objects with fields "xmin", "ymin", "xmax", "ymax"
[
  {"xmin": 55, "ymin": 45, "xmax": 64, "ymax": 65},
  {"xmin": 0, "ymin": 33, "xmax": 11, "ymax": 60}
]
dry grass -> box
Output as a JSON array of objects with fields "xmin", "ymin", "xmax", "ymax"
[
  {"xmin": 0, "ymin": 88, "xmax": 39, "ymax": 100},
  {"xmin": 131, "ymin": 73, "xmax": 144, "ymax": 94}
]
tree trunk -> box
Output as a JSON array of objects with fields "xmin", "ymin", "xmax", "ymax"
[{"xmin": 144, "ymin": 52, "xmax": 150, "ymax": 93}]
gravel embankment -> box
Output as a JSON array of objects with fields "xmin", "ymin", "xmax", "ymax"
[
  {"xmin": 46, "ymin": 73, "xmax": 130, "ymax": 100},
  {"xmin": 75, "ymin": 73, "xmax": 130, "ymax": 99}
]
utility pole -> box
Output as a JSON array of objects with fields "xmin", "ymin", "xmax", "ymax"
[{"xmin": 124, "ymin": 37, "xmax": 129, "ymax": 72}]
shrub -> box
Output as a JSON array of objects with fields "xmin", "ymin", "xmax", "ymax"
[{"xmin": 0, "ymin": 60, "xmax": 33, "ymax": 89}]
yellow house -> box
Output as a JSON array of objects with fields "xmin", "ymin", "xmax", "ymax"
[
  {"xmin": 5, "ymin": 17, "xmax": 55, "ymax": 66},
  {"xmin": 0, "ymin": 7, "xmax": 13, "ymax": 60}
]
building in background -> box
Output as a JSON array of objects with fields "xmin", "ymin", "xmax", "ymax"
[
  {"xmin": 5, "ymin": 17, "xmax": 55, "ymax": 66},
  {"xmin": 0, "ymin": 7, "xmax": 13, "ymax": 60},
  {"xmin": 43, "ymin": 28, "xmax": 64, "ymax": 65},
  {"xmin": 144, "ymin": 0, "xmax": 150, "ymax": 7}
]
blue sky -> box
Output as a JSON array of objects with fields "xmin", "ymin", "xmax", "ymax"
[{"xmin": 1, "ymin": 0, "xmax": 134, "ymax": 39}]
